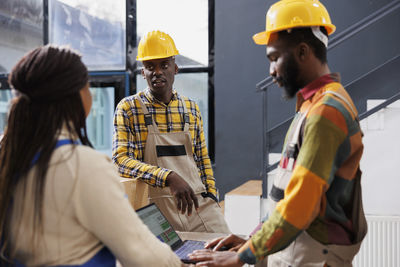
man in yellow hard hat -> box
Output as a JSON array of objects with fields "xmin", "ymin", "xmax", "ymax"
[
  {"xmin": 112, "ymin": 30, "xmax": 230, "ymax": 234},
  {"xmin": 189, "ymin": 0, "xmax": 367, "ymax": 266}
]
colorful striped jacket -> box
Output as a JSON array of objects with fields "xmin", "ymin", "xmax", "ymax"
[{"xmin": 238, "ymin": 73, "xmax": 364, "ymax": 264}]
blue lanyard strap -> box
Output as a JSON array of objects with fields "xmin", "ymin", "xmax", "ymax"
[{"xmin": 31, "ymin": 139, "xmax": 79, "ymax": 167}]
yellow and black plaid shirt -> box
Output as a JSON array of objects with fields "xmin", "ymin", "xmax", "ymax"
[{"xmin": 112, "ymin": 89, "xmax": 216, "ymax": 196}]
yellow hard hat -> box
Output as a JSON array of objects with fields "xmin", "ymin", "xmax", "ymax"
[
  {"xmin": 136, "ymin": 30, "xmax": 179, "ymax": 61},
  {"xmin": 253, "ymin": 0, "xmax": 336, "ymax": 45}
]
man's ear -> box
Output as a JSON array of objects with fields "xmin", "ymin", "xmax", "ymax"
[
  {"xmin": 175, "ymin": 63, "xmax": 179, "ymax": 74},
  {"xmin": 296, "ymin": 43, "xmax": 310, "ymax": 62},
  {"xmin": 141, "ymin": 68, "xmax": 146, "ymax": 79}
]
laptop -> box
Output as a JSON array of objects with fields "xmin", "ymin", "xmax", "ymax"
[{"xmin": 136, "ymin": 203, "xmax": 206, "ymax": 263}]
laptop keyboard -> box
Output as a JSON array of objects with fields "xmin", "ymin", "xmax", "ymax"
[{"xmin": 175, "ymin": 240, "xmax": 206, "ymax": 260}]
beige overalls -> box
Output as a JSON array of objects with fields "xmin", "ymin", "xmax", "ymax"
[
  {"xmin": 133, "ymin": 96, "xmax": 230, "ymax": 233},
  {"xmin": 259, "ymin": 91, "xmax": 367, "ymax": 267}
]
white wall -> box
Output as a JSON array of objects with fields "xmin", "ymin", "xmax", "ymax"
[{"xmin": 360, "ymin": 100, "xmax": 400, "ymax": 216}]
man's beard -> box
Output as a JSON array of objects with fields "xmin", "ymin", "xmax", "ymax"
[{"xmin": 277, "ymin": 53, "xmax": 301, "ymax": 99}]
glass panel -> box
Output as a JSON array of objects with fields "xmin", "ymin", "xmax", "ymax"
[
  {"xmin": 0, "ymin": 89, "xmax": 13, "ymax": 135},
  {"xmin": 136, "ymin": 73, "xmax": 209, "ymax": 146},
  {"xmin": 49, "ymin": 0, "xmax": 126, "ymax": 71},
  {"xmin": 0, "ymin": 87, "xmax": 115, "ymax": 156},
  {"xmin": 86, "ymin": 87, "xmax": 115, "ymax": 156},
  {"xmin": 136, "ymin": 0, "xmax": 208, "ymax": 67},
  {"xmin": 0, "ymin": 0, "xmax": 43, "ymax": 74}
]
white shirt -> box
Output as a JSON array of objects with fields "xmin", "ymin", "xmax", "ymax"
[{"xmin": 10, "ymin": 131, "xmax": 181, "ymax": 267}]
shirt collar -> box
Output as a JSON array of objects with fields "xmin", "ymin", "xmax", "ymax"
[
  {"xmin": 296, "ymin": 73, "xmax": 341, "ymax": 110},
  {"xmin": 299, "ymin": 73, "xmax": 340, "ymax": 100},
  {"xmin": 144, "ymin": 88, "xmax": 178, "ymax": 105}
]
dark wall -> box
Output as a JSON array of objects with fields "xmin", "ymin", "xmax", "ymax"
[
  {"xmin": 214, "ymin": 0, "xmax": 275, "ymax": 197},
  {"xmin": 214, "ymin": 0, "xmax": 400, "ymax": 198}
]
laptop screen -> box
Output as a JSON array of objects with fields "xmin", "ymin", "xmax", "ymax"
[{"xmin": 136, "ymin": 203, "xmax": 182, "ymax": 249}]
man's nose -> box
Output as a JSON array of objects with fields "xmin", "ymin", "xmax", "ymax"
[{"xmin": 153, "ymin": 66, "xmax": 163, "ymax": 76}]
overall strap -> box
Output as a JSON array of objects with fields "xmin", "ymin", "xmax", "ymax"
[
  {"xmin": 136, "ymin": 95, "xmax": 159, "ymax": 133},
  {"xmin": 180, "ymin": 97, "xmax": 190, "ymax": 132}
]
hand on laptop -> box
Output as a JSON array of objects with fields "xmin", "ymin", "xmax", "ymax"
[
  {"xmin": 166, "ymin": 172, "xmax": 199, "ymax": 216},
  {"xmin": 188, "ymin": 250, "xmax": 244, "ymax": 267},
  {"xmin": 205, "ymin": 234, "xmax": 247, "ymax": 252}
]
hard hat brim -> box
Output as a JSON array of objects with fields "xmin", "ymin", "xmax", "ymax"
[
  {"xmin": 136, "ymin": 54, "xmax": 178, "ymax": 62},
  {"xmin": 252, "ymin": 31, "xmax": 269, "ymax": 45}
]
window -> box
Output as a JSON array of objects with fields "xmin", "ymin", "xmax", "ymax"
[
  {"xmin": 173, "ymin": 73, "xmax": 209, "ymax": 143},
  {"xmin": 48, "ymin": 0, "xmax": 128, "ymax": 156},
  {"xmin": 86, "ymin": 87, "xmax": 115, "ymax": 155},
  {"xmin": 0, "ymin": 0, "xmax": 214, "ymax": 159},
  {"xmin": 0, "ymin": 0, "xmax": 43, "ymax": 74},
  {"xmin": 135, "ymin": 0, "xmax": 214, "ymax": 160},
  {"xmin": 0, "ymin": 86, "xmax": 115, "ymax": 156},
  {"xmin": 136, "ymin": 0, "xmax": 208, "ymax": 67},
  {"xmin": 48, "ymin": 0, "xmax": 126, "ymax": 71},
  {"xmin": 0, "ymin": 89, "xmax": 12, "ymax": 134}
]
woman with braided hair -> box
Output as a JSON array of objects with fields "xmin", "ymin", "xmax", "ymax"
[{"xmin": 0, "ymin": 45, "xmax": 183, "ymax": 267}]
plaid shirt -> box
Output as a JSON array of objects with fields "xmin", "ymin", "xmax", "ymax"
[{"xmin": 112, "ymin": 89, "xmax": 216, "ymax": 196}]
